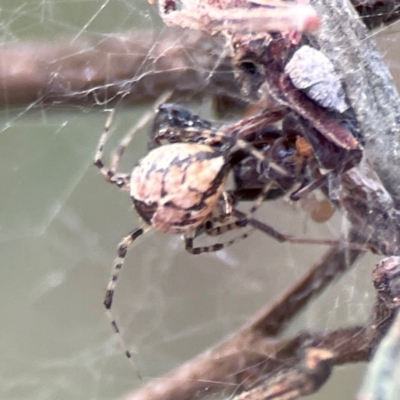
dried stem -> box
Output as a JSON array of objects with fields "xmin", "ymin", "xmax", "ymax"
[
  {"xmin": 309, "ymin": 0, "xmax": 400, "ymax": 208},
  {"xmin": 0, "ymin": 0, "xmax": 398, "ymax": 111},
  {"xmin": 120, "ymin": 228, "xmax": 367, "ymax": 400},
  {"xmin": 121, "ymin": 250, "xmax": 400, "ymax": 400},
  {"xmin": 0, "ymin": 30, "xmax": 237, "ymax": 109}
]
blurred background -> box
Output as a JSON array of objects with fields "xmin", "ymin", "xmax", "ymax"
[{"xmin": 0, "ymin": 1, "xmax": 397, "ymax": 399}]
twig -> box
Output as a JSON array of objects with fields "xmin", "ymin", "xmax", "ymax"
[
  {"xmin": 120, "ymin": 228, "xmax": 366, "ymax": 400},
  {"xmin": 339, "ymin": 167, "xmax": 400, "ymax": 256},
  {"xmin": 358, "ymin": 257, "xmax": 400, "ymax": 400},
  {"xmin": 0, "ymin": 30, "xmax": 238, "ymax": 108}
]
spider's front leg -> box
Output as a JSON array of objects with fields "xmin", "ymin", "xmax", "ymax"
[
  {"xmin": 95, "ymin": 91, "xmax": 172, "ymax": 190},
  {"xmin": 93, "ymin": 109, "xmax": 131, "ymax": 191},
  {"xmin": 149, "ymin": 103, "xmax": 214, "ymax": 148}
]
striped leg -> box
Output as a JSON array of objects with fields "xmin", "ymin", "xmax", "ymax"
[
  {"xmin": 184, "ymin": 184, "xmax": 273, "ymax": 254},
  {"xmin": 184, "ymin": 225, "xmax": 253, "ymax": 255},
  {"xmin": 93, "ymin": 109, "xmax": 130, "ymax": 189},
  {"xmin": 94, "ymin": 109, "xmax": 117, "ymax": 180},
  {"xmin": 104, "ymin": 225, "xmax": 149, "ymax": 374},
  {"xmin": 94, "ymin": 91, "xmax": 172, "ymax": 190},
  {"xmin": 109, "ymin": 91, "xmax": 172, "ymax": 173},
  {"xmin": 205, "ymin": 182, "xmax": 273, "ymax": 237}
]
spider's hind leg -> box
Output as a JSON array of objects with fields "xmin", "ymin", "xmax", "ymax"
[
  {"xmin": 104, "ymin": 225, "xmax": 150, "ymax": 375},
  {"xmin": 184, "ymin": 227, "xmax": 252, "ymax": 255},
  {"xmin": 206, "ymin": 181, "xmax": 274, "ymax": 238},
  {"xmin": 184, "ymin": 193, "xmax": 253, "ymax": 255}
]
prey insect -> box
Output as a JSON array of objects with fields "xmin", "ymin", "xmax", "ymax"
[{"xmin": 150, "ymin": 103, "xmax": 323, "ymax": 203}]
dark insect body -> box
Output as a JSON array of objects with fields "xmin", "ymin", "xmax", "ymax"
[{"xmin": 233, "ymin": 33, "xmax": 364, "ymax": 177}]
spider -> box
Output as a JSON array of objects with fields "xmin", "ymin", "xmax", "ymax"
[
  {"xmin": 94, "ymin": 102, "xmax": 366, "ymax": 366},
  {"xmin": 93, "ymin": 103, "xmax": 288, "ymax": 364}
]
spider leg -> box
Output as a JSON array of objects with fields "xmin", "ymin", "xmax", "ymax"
[
  {"xmin": 110, "ymin": 91, "xmax": 172, "ymax": 173},
  {"xmin": 231, "ymin": 209, "xmax": 369, "ymax": 250},
  {"xmin": 205, "ymin": 191, "xmax": 233, "ymax": 226},
  {"xmin": 184, "ymin": 227, "xmax": 252, "ymax": 255},
  {"xmin": 290, "ymin": 174, "xmax": 325, "ymax": 201},
  {"xmin": 204, "ymin": 182, "xmax": 273, "ymax": 237},
  {"xmin": 231, "ymin": 180, "xmax": 366, "ymax": 249},
  {"xmin": 235, "ymin": 138, "xmax": 289, "ymax": 177},
  {"xmin": 94, "ymin": 91, "xmax": 172, "ymax": 190},
  {"xmin": 104, "ymin": 225, "xmax": 150, "ymax": 374},
  {"xmin": 94, "ymin": 109, "xmax": 130, "ymax": 191},
  {"xmin": 94, "ymin": 109, "xmax": 119, "ymax": 181},
  {"xmin": 184, "ymin": 192, "xmax": 254, "ymax": 255},
  {"xmin": 207, "ymin": 182, "xmax": 367, "ymax": 250}
]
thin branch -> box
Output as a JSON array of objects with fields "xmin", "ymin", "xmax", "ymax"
[
  {"xmin": 339, "ymin": 167, "xmax": 400, "ymax": 256},
  {"xmin": 120, "ymin": 228, "xmax": 366, "ymax": 400},
  {"xmin": 0, "ymin": 30, "xmax": 238, "ymax": 108}
]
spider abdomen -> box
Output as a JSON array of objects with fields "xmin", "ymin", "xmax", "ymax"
[{"xmin": 130, "ymin": 143, "xmax": 228, "ymax": 234}]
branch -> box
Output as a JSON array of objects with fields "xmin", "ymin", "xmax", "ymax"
[
  {"xmin": 0, "ymin": 29, "xmax": 238, "ymax": 108},
  {"xmin": 309, "ymin": 0, "xmax": 400, "ymax": 208},
  {"xmin": 0, "ymin": 0, "xmax": 398, "ymax": 111},
  {"xmin": 339, "ymin": 167, "xmax": 400, "ymax": 256},
  {"xmin": 120, "ymin": 250, "xmax": 400, "ymax": 400},
  {"xmin": 358, "ymin": 257, "xmax": 400, "ymax": 399},
  {"xmin": 120, "ymin": 228, "xmax": 366, "ymax": 400}
]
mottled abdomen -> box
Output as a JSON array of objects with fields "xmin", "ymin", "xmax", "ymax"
[{"xmin": 130, "ymin": 143, "xmax": 227, "ymax": 234}]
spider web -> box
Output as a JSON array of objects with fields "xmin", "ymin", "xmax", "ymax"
[{"xmin": 0, "ymin": 1, "xmax": 399, "ymax": 400}]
